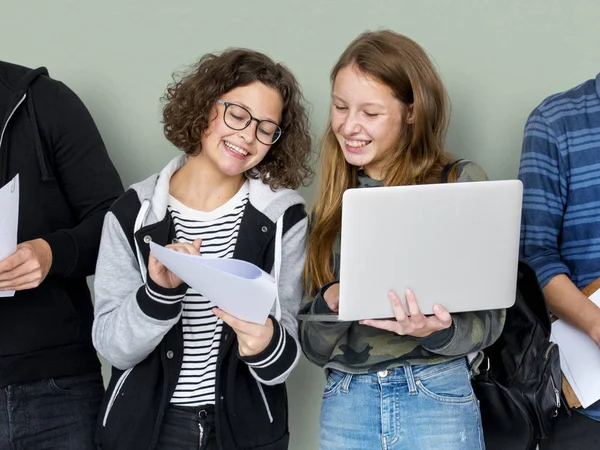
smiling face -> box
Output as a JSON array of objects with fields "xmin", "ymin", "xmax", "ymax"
[
  {"xmin": 198, "ymin": 81, "xmax": 283, "ymax": 180},
  {"xmin": 331, "ymin": 64, "xmax": 413, "ymax": 180}
]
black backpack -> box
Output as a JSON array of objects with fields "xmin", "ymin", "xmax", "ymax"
[
  {"xmin": 471, "ymin": 261, "xmax": 563, "ymax": 450},
  {"xmin": 440, "ymin": 159, "xmax": 563, "ymax": 448}
]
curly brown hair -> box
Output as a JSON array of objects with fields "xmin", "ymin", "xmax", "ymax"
[{"xmin": 162, "ymin": 48, "xmax": 314, "ymax": 190}]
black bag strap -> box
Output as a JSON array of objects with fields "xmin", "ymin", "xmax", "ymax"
[{"xmin": 440, "ymin": 159, "xmax": 465, "ymax": 183}]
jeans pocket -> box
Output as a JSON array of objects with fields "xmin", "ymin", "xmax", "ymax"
[
  {"xmin": 48, "ymin": 372, "xmax": 105, "ymax": 397},
  {"xmin": 322, "ymin": 370, "xmax": 350, "ymax": 399},
  {"xmin": 416, "ymin": 365, "xmax": 474, "ymax": 404}
]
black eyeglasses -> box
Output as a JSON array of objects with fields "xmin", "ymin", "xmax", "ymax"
[{"xmin": 216, "ymin": 100, "xmax": 282, "ymax": 145}]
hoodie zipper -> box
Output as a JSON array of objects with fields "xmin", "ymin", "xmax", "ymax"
[{"xmin": 0, "ymin": 94, "xmax": 26, "ymax": 152}]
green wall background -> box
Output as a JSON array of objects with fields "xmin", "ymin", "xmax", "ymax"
[{"xmin": 2, "ymin": 1, "xmax": 599, "ymax": 448}]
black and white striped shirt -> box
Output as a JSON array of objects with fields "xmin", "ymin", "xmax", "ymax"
[{"xmin": 168, "ymin": 182, "xmax": 249, "ymax": 406}]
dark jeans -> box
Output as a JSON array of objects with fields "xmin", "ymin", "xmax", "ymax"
[
  {"xmin": 155, "ymin": 404, "xmax": 216, "ymax": 450},
  {"xmin": 539, "ymin": 407, "xmax": 600, "ymax": 450},
  {"xmin": 0, "ymin": 371, "xmax": 104, "ymax": 450}
]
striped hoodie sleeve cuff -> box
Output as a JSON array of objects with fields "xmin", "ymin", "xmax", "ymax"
[
  {"xmin": 136, "ymin": 277, "xmax": 187, "ymax": 320},
  {"xmin": 240, "ymin": 316, "xmax": 298, "ymax": 382}
]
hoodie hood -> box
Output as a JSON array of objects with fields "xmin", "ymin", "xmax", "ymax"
[
  {"xmin": 0, "ymin": 62, "xmax": 50, "ymax": 185},
  {"xmin": 129, "ymin": 155, "xmax": 305, "ymax": 228}
]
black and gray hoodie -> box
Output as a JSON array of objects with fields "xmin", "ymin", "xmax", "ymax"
[{"xmin": 92, "ymin": 156, "xmax": 308, "ymax": 450}]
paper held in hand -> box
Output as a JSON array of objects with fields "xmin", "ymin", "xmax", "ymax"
[
  {"xmin": 0, "ymin": 175, "xmax": 19, "ymax": 298},
  {"xmin": 551, "ymin": 289, "xmax": 600, "ymax": 408},
  {"xmin": 149, "ymin": 242, "xmax": 276, "ymax": 324}
]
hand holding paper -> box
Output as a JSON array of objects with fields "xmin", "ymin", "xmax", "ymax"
[
  {"xmin": 0, "ymin": 239, "xmax": 52, "ymax": 292},
  {"xmin": 213, "ymin": 307, "xmax": 274, "ymax": 356},
  {"xmin": 149, "ymin": 242, "xmax": 277, "ymax": 324},
  {"xmin": 148, "ymin": 238, "xmax": 201, "ymax": 288},
  {"xmin": 551, "ymin": 290, "xmax": 600, "ymax": 408}
]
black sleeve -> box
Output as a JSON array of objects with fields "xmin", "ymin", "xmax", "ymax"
[{"xmin": 39, "ymin": 81, "xmax": 124, "ymax": 278}]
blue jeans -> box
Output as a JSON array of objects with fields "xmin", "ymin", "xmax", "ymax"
[
  {"xmin": 320, "ymin": 358, "xmax": 485, "ymax": 450},
  {"xmin": 0, "ymin": 372, "xmax": 104, "ymax": 450}
]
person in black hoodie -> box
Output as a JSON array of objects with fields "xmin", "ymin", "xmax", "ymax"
[{"xmin": 0, "ymin": 61, "xmax": 123, "ymax": 449}]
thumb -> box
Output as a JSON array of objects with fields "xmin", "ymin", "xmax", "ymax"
[
  {"xmin": 192, "ymin": 238, "xmax": 202, "ymax": 251},
  {"xmin": 432, "ymin": 304, "xmax": 452, "ymax": 328}
]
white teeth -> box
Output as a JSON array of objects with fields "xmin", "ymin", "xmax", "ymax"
[
  {"xmin": 345, "ymin": 140, "xmax": 369, "ymax": 148},
  {"xmin": 224, "ymin": 141, "xmax": 248, "ymax": 156}
]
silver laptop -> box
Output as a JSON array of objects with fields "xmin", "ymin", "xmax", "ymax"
[{"xmin": 299, "ymin": 180, "xmax": 522, "ymax": 322}]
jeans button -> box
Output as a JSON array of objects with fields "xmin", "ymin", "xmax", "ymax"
[
  {"xmin": 378, "ymin": 370, "xmax": 389, "ymax": 378},
  {"xmin": 166, "ymin": 350, "xmax": 174, "ymax": 359}
]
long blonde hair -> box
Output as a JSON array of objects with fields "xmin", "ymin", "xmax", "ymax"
[{"xmin": 304, "ymin": 30, "xmax": 457, "ymax": 294}]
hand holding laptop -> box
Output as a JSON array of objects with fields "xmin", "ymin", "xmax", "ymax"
[
  {"xmin": 360, "ymin": 288, "xmax": 452, "ymax": 338},
  {"xmin": 323, "ymin": 283, "xmax": 340, "ymax": 312},
  {"xmin": 299, "ymin": 180, "xmax": 522, "ymax": 323}
]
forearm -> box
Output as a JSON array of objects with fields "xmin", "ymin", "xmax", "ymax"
[
  {"xmin": 43, "ymin": 199, "xmax": 116, "ymax": 278},
  {"xmin": 93, "ymin": 278, "xmax": 185, "ymax": 370},
  {"xmin": 544, "ymin": 274, "xmax": 600, "ymax": 345},
  {"xmin": 92, "ymin": 212, "xmax": 184, "ymax": 369},
  {"xmin": 46, "ymin": 81, "xmax": 123, "ymax": 278}
]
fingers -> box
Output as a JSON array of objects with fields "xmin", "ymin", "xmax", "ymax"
[
  {"xmin": 213, "ymin": 308, "xmax": 266, "ymax": 333},
  {"xmin": 389, "ymin": 291, "xmax": 407, "ymax": 321},
  {"xmin": 405, "ymin": 289, "xmax": 423, "ymax": 317},
  {"xmin": 323, "ymin": 283, "xmax": 340, "ymax": 312},
  {"xmin": 0, "ymin": 272, "xmax": 42, "ymax": 291},
  {"xmin": 148, "ymin": 253, "xmax": 183, "ymax": 288},
  {"xmin": 403, "ymin": 288, "xmax": 427, "ymax": 329},
  {"xmin": 389, "ymin": 290, "xmax": 427, "ymax": 331},
  {"xmin": 147, "ymin": 241, "xmax": 200, "ymax": 287},
  {"xmin": 192, "ymin": 238, "xmax": 202, "ymax": 251},
  {"xmin": 213, "ymin": 308, "xmax": 245, "ymax": 330},
  {"xmin": 0, "ymin": 258, "xmax": 29, "ymax": 283},
  {"xmin": 213, "ymin": 308, "xmax": 274, "ymax": 356},
  {"xmin": 0, "ymin": 247, "xmax": 45, "ymax": 290},
  {"xmin": 147, "ymin": 253, "xmax": 166, "ymax": 275},
  {"xmin": 359, "ymin": 319, "xmax": 401, "ymax": 333},
  {"xmin": 361, "ymin": 289, "xmax": 452, "ymax": 338},
  {"xmin": 432, "ymin": 304, "xmax": 452, "ymax": 328},
  {"xmin": 0, "ymin": 247, "xmax": 29, "ymax": 276},
  {"xmin": 166, "ymin": 242, "xmax": 201, "ymax": 256}
]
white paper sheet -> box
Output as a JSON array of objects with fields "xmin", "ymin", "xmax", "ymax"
[
  {"xmin": 0, "ymin": 175, "xmax": 19, "ymax": 298},
  {"xmin": 551, "ymin": 290, "xmax": 600, "ymax": 408},
  {"xmin": 149, "ymin": 242, "xmax": 277, "ymax": 324}
]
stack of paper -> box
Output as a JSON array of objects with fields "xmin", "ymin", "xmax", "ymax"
[
  {"xmin": 550, "ymin": 290, "xmax": 600, "ymax": 408},
  {"xmin": 149, "ymin": 242, "xmax": 277, "ymax": 324},
  {"xmin": 0, "ymin": 175, "xmax": 19, "ymax": 298}
]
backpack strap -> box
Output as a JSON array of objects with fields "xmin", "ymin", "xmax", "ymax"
[{"xmin": 440, "ymin": 159, "xmax": 465, "ymax": 183}]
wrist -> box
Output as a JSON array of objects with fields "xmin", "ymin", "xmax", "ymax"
[{"xmin": 34, "ymin": 238, "xmax": 53, "ymax": 267}]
